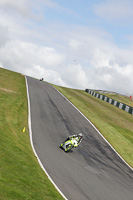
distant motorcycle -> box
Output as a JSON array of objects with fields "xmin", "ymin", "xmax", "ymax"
[{"xmin": 60, "ymin": 133, "xmax": 83, "ymax": 152}]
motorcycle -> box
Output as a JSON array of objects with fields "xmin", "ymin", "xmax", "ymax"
[{"xmin": 60, "ymin": 138, "xmax": 78, "ymax": 152}]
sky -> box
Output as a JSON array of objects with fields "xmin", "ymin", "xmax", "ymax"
[{"xmin": 0, "ymin": 0, "xmax": 133, "ymax": 95}]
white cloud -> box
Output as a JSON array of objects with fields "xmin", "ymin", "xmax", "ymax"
[
  {"xmin": 0, "ymin": 40, "xmax": 65, "ymax": 67},
  {"xmin": 90, "ymin": 48, "xmax": 112, "ymax": 69},
  {"xmin": 0, "ymin": 25, "xmax": 133, "ymax": 94},
  {"xmin": 94, "ymin": 0, "xmax": 133, "ymax": 22},
  {"xmin": 0, "ymin": 1, "xmax": 133, "ymax": 95},
  {"xmin": 0, "ymin": 26, "xmax": 9, "ymax": 47},
  {"xmin": 0, "ymin": 0, "xmax": 31, "ymax": 17},
  {"xmin": 0, "ymin": 40, "xmax": 65, "ymax": 85},
  {"xmin": 25, "ymin": 65, "xmax": 65, "ymax": 86},
  {"xmin": 89, "ymin": 47, "xmax": 133, "ymax": 94},
  {"xmin": 69, "ymin": 39, "xmax": 81, "ymax": 49},
  {"xmin": 61, "ymin": 64, "xmax": 91, "ymax": 89}
]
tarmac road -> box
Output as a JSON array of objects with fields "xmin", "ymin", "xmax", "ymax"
[{"xmin": 27, "ymin": 76, "xmax": 133, "ymax": 200}]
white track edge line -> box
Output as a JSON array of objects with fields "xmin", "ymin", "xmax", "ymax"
[
  {"xmin": 25, "ymin": 76, "xmax": 68, "ymax": 200},
  {"xmin": 52, "ymin": 85, "xmax": 133, "ymax": 171}
]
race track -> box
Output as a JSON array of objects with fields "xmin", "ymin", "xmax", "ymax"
[{"xmin": 27, "ymin": 76, "xmax": 133, "ymax": 200}]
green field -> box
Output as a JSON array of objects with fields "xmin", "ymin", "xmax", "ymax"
[
  {"xmin": 1, "ymin": 67, "xmax": 133, "ymax": 200},
  {"xmin": 0, "ymin": 68, "xmax": 63, "ymax": 200}
]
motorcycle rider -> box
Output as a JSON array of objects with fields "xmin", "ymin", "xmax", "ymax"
[{"xmin": 62, "ymin": 133, "xmax": 83, "ymax": 149}]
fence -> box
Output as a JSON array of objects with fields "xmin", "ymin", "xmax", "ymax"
[{"xmin": 85, "ymin": 89, "xmax": 133, "ymax": 115}]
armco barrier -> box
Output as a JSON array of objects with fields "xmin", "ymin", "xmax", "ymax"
[{"xmin": 85, "ymin": 89, "xmax": 133, "ymax": 115}]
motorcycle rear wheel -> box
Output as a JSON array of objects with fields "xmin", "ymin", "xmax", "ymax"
[{"xmin": 65, "ymin": 144, "xmax": 73, "ymax": 152}]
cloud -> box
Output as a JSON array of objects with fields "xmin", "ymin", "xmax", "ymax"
[
  {"xmin": 0, "ymin": 24, "xmax": 133, "ymax": 94},
  {"xmin": 0, "ymin": 40, "xmax": 65, "ymax": 84},
  {"xmin": 69, "ymin": 39, "xmax": 81, "ymax": 50},
  {"xmin": 94, "ymin": 0, "xmax": 133, "ymax": 22},
  {"xmin": 0, "ymin": 26, "xmax": 9, "ymax": 47},
  {"xmin": 0, "ymin": 1, "xmax": 133, "ymax": 95},
  {"xmin": 0, "ymin": 40, "xmax": 65, "ymax": 66},
  {"xmin": 89, "ymin": 48, "xmax": 133, "ymax": 94},
  {"xmin": 25, "ymin": 65, "xmax": 65, "ymax": 86},
  {"xmin": 0, "ymin": 0, "xmax": 31, "ymax": 17},
  {"xmin": 61, "ymin": 64, "xmax": 93, "ymax": 89},
  {"xmin": 39, "ymin": 0, "xmax": 60, "ymax": 9}
]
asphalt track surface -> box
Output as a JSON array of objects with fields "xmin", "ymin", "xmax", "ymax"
[{"xmin": 27, "ymin": 76, "xmax": 133, "ymax": 200}]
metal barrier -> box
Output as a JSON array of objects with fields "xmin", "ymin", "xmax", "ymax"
[{"xmin": 85, "ymin": 89, "xmax": 133, "ymax": 115}]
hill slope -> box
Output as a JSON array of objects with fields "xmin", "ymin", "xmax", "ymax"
[{"xmin": 0, "ymin": 68, "xmax": 63, "ymax": 200}]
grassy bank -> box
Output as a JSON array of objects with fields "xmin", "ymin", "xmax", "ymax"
[
  {"xmin": 53, "ymin": 85, "xmax": 133, "ymax": 168},
  {"xmin": 0, "ymin": 68, "xmax": 63, "ymax": 200}
]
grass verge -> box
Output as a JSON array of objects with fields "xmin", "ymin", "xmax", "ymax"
[
  {"xmin": 0, "ymin": 68, "xmax": 63, "ymax": 200},
  {"xmin": 53, "ymin": 85, "xmax": 133, "ymax": 168}
]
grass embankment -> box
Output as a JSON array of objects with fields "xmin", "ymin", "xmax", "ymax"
[
  {"xmin": 53, "ymin": 85, "xmax": 133, "ymax": 168},
  {"xmin": 0, "ymin": 68, "xmax": 63, "ymax": 200}
]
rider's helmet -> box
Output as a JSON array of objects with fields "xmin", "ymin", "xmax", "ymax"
[{"xmin": 78, "ymin": 133, "xmax": 83, "ymax": 139}]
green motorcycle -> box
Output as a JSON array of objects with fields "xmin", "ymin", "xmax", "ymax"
[
  {"xmin": 60, "ymin": 133, "xmax": 83, "ymax": 152},
  {"xmin": 60, "ymin": 138, "xmax": 79, "ymax": 152}
]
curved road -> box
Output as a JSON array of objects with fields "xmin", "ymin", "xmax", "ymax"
[{"xmin": 27, "ymin": 76, "xmax": 133, "ymax": 200}]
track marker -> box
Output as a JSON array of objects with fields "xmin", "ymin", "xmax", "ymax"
[{"xmin": 23, "ymin": 127, "xmax": 25, "ymax": 133}]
